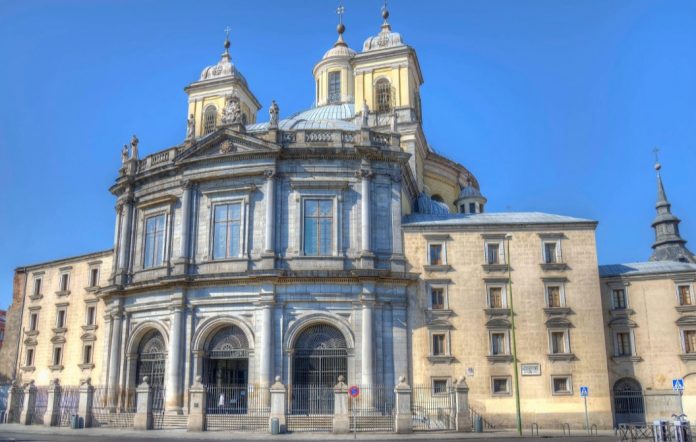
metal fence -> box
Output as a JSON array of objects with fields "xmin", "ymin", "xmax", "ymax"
[
  {"xmin": 411, "ymin": 385, "xmax": 455, "ymax": 431},
  {"xmin": 205, "ymin": 384, "xmax": 269, "ymax": 431},
  {"xmin": 349, "ymin": 385, "xmax": 394, "ymax": 432},
  {"xmin": 58, "ymin": 386, "xmax": 80, "ymax": 427},
  {"xmin": 287, "ymin": 385, "xmax": 333, "ymax": 432},
  {"xmin": 8, "ymin": 387, "xmax": 24, "ymax": 423},
  {"xmin": 29, "ymin": 386, "xmax": 48, "ymax": 425},
  {"xmin": 91, "ymin": 386, "xmax": 136, "ymax": 428},
  {"xmin": 151, "ymin": 385, "xmax": 166, "ymax": 430}
]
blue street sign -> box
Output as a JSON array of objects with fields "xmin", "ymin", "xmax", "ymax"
[
  {"xmin": 349, "ymin": 385, "xmax": 360, "ymax": 398},
  {"xmin": 673, "ymin": 379, "xmax": 685, "ymax": 391},
  {"xmin": 580, "ymin": 386, "xmax": 589, "ymax": 397}
]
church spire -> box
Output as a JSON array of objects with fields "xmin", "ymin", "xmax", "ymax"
[{"xmin": 649, "ymin": 156, "xmax": 695, "ymax": 263}]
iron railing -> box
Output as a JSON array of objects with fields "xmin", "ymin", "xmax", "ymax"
[
  {"xmin": 205, "ymin": 384, "xmax": 269, "ymax": 431},
  {"xmin": 411, "ymin": 385, "xmax": 455, "ymax": 431},
  {"xmin": 30, "ymin": 386, "xmax": 48, "ymax": 425},
  {"xmin": 91, "ymin": 386, "xmax": 136, "ymax": 428},
  {"xmin": 287, "ymin": 385, "xmax": 333, "ymax": 432},
  {"xmin": 58, "ymin": 386, "xmax": 80, "ymax": 427},
  {"xmin": 349, "ymin": 384, "xmax": 395, "ymax": 432}
]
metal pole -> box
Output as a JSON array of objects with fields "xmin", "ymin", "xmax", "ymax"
[
  {"xmin": 680, "ymin": 389, "xmax": 684, "ymax": 416},
  {"xmin": 584, "ymin": 396, "xmax": 589, "ymax": 434},
  {"xmin": 506, "ymin": 235, "xmax": 522, "ymax": 436}
]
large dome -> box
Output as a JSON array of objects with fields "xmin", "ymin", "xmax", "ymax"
[{"xmin": 247, "ymin": 103, "xmax": 357, "ymax": 132}]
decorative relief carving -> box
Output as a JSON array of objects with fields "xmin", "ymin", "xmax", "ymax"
[
  {"xmin": 218, "ymin": 139, "xmax": 235, "ymax": 154},
  {"xmin": 355, "ymin": 169, "xmax": 373, "ymax": 179},
  {"xmin": 264, "ymin": 169, "xmax": 276, "ymax": 179},
  {"xmin": 281, "ymin": 132, "xmax": 296, "ymax": 143}
]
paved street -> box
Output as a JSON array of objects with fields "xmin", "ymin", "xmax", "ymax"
[{"xmin": 0, "ymin": 424, "xmax": 619, "ymax": 442}]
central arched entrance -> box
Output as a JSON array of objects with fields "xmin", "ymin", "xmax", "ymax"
[
  {"xmin": 204, "ymin": 325, "xmax": 251, "ymax": 415},
  {"xmin": 136, "ymin": 329, "xmax": 166, "ymax": 387},
  {"xmin": 613, "ymin": 378, "xmax": 645, "ymax": 426}
]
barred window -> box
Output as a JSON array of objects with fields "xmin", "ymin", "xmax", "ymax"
[
  {"xmin": 144, "ymin": 214, "xmax": 166, "ymax": 269},
  {"xmin": 613, "ymin": 289, "xmax": 627, "ymax": 309},
  {"xmin": 432, "ymin": 379, "xmax": 449, "ymax": 395},
  {"xmin": 328, "ymin": 71, "xmax": 341, "ymax": 104},
  {"xmin": 492, "ymin": 377, "xmax": 510, "ymax": 395},
  {"xmin": 213, "ymin": 203, "xmax": 242, "ymax": 259},
  {"xmin": 679, "ymin": 285, "xmax": 693, "ymax": 306},
  {"xmin": 552, "ymin": 376, "xmax": 572, "ymax": 394},
  {"xmin": 304, "ymin": 199, "xmax": 333, "ymax": 256},
  {"xmin": 203, "ymin": 106, "xmax": 217, "ymax": 135},
  {"xmin": 375, "ymin": 79, "xmax": 392, "ymax": 113}
]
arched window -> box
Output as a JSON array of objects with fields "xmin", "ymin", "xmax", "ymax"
[
  {"xmin": 328, "ymin": 71, "xmax": 341, "ymax": 104},
  {"xmin": 375, "ymin": 79, "xmax": 392, "ymax": 113},
  {"xmin": 203, "ymin": 106, "xmax": 217, "ymax": 135},
  {"xmin": 136, "ymin": 330, "xmax": 166, "ymax": 387},
  {"xmin": 431, "ymin": 194, "xmax": 444, "ymax": 203}
]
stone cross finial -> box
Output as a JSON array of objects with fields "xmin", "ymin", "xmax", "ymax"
[{"xmin": 130, "ymin": 134, "xmax": 139, "ymax": 159}]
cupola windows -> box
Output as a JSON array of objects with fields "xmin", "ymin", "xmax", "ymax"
[
  {"xmin": 375, "ymin": 78, "xmax": 392, "ymax": 113},
  {"xmin": 203, "ymin": 106, "xmax": 217, "ymax": 135},
  {"xmin": 328, "ymin": 71, "xmax": 341, "ymax": 104}
]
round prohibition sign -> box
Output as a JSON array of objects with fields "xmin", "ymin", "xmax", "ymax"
[{"xmin": 349, "ymin": 385, "xmax": 360, "ymax": 398}]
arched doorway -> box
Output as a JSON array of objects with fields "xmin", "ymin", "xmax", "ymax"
[
  {"xmin": 135, "ymin": 329, "xmax": 166, "ymax": 387},
  {"xmin": 204, "ymin": 326, "xmax": 251, "ymax": 415},
  {"xmin": 613, "ymin": 378, "xmax": 645, "ymax": 425}
]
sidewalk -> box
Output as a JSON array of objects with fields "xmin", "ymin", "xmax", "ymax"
[{"xmin": 0, "ymin": 423, "xmax": 618, "ymax": 440}]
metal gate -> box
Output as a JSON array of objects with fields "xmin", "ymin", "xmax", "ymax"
[
  {"xmin": 8, "ymin": 387, "xmax": 24, "ymax": 423},
  {"xmin": 287, "ymin": 385, "xmax": 333, "ymax": 432},
  {"xmin": 151, "ymin": 385, "xmax": 166, "ymax": 430},
  {"xmin": 91, "ymin": 386, "xmax": 136, "ymax": 428},
  {"xmin": 614, "ymin": 391, "xmax": 645, "ymax": 425},
  {"xmin": 205, "ymin": 384, "xmax": 269, "ymax": 431},
  {"xmin": 30, "ymin": 386, "xmax": 48, "ymax": 425},
  {"xmin": 136, "ymin": 330, "xmax": 166, "ymax": 387},
  {"xmin": 58, "ymin": 386, "xmax": 80, "ymax": 427},
  {"xmin": 411, "ymin": 385, "xmax": 455, "ymax": 431},
  {"xmin": 350, "ymin": 385, "xmax": 395, "ymax": 432}
]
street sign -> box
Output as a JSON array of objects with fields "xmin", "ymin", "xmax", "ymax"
[
  {"xmin": 580, "ymin": 386, "xmax": 589, "ymax": 397},
  {"xmin": 673, "ymin": 379, "xmax": 685, "ymax": 391},
  {"xmin": 349, "ymin": 385, "xmax": 360, "ymax": 398}
]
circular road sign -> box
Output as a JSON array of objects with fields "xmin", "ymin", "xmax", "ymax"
[{"xmin": 349, "ymin": 385, "xmax": 360, "ymax": 398}]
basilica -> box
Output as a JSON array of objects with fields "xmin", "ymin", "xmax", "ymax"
[{"xmin": 3, "ymin": 5, "xmax": 696, "ymax": 433}]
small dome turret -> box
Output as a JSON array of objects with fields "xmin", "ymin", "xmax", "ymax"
[
  {"xmin": 362, "ymin": 3, "xmax": 405, "ymax": 52},
  {"xmin": 455, "ymin": 176, "xmax": 487, "ymax": 214},
  {"xmin": 313, "ymin": 4, "xmax": 356, "ymax": 106}
]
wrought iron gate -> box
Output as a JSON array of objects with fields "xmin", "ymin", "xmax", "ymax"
[
  {"xmin": 350, "ymin": 385, "xmax": 395, "ymax": 432},
  {"xmin": 411, "ymin": 385, "xmax": 455, "ymax": 431},
  {"xmin": 614, "ymin": 390, "xmax": 645, "ymax": 425},
  {"xmin": 8, "ymin": 387, "xmax": 24, "ymax": 423},
  {"xmin": 30, "ymin": 386, "xmax": 48, "ymax": 425},
  {"xmin": 205, "ymin": 384, "xmax": 269, "ymax": 431},
  {"xmin": 287, "ymin": 385, "xmax": 334, "ymax": 432},
  {"xmin": 136, "ymin": 330, "xmax": 166, "ymax": 387},
  {"xmin": 58, "ymin": 386, "xmax": 80, "ymax": 427},
  {"xmin": 91, "ymin": 386, "xmax": 136, "ymax": 428}
]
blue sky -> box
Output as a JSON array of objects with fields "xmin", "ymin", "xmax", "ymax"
[{"xmin": 1, "ymin": 0, "xmax": 695, "ymax": 309}]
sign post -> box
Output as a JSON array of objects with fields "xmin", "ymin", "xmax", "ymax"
[
  {"xmin": 580, "ymin": 386, "xmax": 589, "ymax": 434},
  {"xmin": 673, "ymin": 379, "xmax": 685, "ymax": 415},
  {"xmin": 349, "ymin": 386, "xmax": 360, "ymax": 439}
]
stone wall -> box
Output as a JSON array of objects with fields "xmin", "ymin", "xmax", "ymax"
[{"xmin": 0, "ymin": 269, "xmax": 27, "ymax": 382}]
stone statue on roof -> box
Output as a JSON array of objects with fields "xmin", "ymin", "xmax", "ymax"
[
  {"xmin": 130, "ymin": 134, "xmax": 139, "ymax": 159},
  {"xmin": 269, "ymin": 100, "xmax": 279, "ymax": 129},
  {"xmin": 186, "ymin": 114, "xmax": 195, "ymax": 139},
  {"xmin": 121, "ymin": 144, "xmax": 129, "ymax": 163}
]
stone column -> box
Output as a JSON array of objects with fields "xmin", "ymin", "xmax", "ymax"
[
  {"xmin": 20, "ymin": 380, "xmax": 37, "ymax": 425},
  {"xmin": 258, "ymin": 291, "xmax": 274, "ymax": 388},
  {"xmin": 361, "ymin": 286, "xmax": 375, "ymax": 387},
  {"xmin": 165, "ymin": 302, "xmax": 184, "ymax": 414},
  {"xmin": 175, "ymin": 181, "xmax": 193, "ymax": 274},
  {"xmin": 332, "ymin": 376, "xmax": 350, "ymax": 434},
  {"xmin": 107, "ymin": 310, "xmax": 123, "ymax": 411},
  {"xmin": 78, "ymin": 378, "xmax": 94, "ymax": 428},
  {"xmin": 394, "ymin": 376, "xmax": 412, "ymax": 434},
  {"xmin": 357, "ymin": 168, "xmax": 374, "ymax": 268},
  {"xmin": 455, "ymin": 377, "xmax": 472, "ymax": 432},
  {"xmin": 44, "ymin": 379, "xmax": 61, "ymax": 427},
  {"xmin": 263, "ymin": 170, "xmax": 275, "ymax": 254},
  {"xmin": 133, "ymin": 377, "xmax": 153, "ymax": 430},
  {"xmin": 115, "ymin": 196, "xmax": 133, "ymax": 285},
  {"xmin": 269, "ymin": 376, "xmax": 287, "ymax": 433},
  {"xmin": 187, "ymin": 376, "xmax": 206, "ymax": 432}
]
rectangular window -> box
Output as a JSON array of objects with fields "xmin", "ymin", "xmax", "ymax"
[
  {"xmin": 468, "ymin": 202, "xmax": 476, "ymax": 214},
  {"xmin": 550, "ymin": 331, "xmax": 567, "ymax": 354},
  {"xmin": 616, "ymin": 332, "xmax": 632, "ymax": 356},
  {"xmin": 304, "ymin": 199, "xmax": 333, "ymax": 256},
  {"xmin": 328, "ymin": 71, "xmax": 341, "ymax": 104},
  {"xmin": 486, "ymin": 243, "xmax": 500, "ymax": 265},
  {"xmin": 29, "ymin": 313, "xmax": 38, "ymax": 331},
  {"xmin": 56, "ymin": 309, "xmax": 66, "ymax": 329},
  {"xmin": 52, "ymin": 347, "xmax": 62, "ymax": 366},
  {"xmin": 491, "ymin": 332, "xmax": 507, "ymax": 355},
  {"xmin": 552, "ymin": 376, "xmax": 572, "ymax": 395},
  {"xmin": 547, "ymin": 286, "xmax": 562, "ymax": 308},
  {"xmin": 685, "ymin": 330, "xmax": 696, "ymax": 353},
  {"xmin": 491, "ymin": 377, "xmax": 510, "ymax": 395},
  {"xmin": 432, "ymin": 379, "xmax": 449, "ymax": 395},
  {"xmin": 213, "ymin": 203, "xmax": 242, "ymax": 259},
  {"xmin": 59, "ymin": 273, "xmax": 69, "ymax": 292},
  {"xmin": 488, "ymin": 287, "xmax": 504, "ymax": 308},
  {"xmin": 429, "ymin": 244, "xmax": 443, "ymax": 265},
  {"xmin": 544, "ymin": 242, "xmax": 559, "ymax": 264},
  {"xmin": 83, "ymin": 345, "xmax": 93, "ymax": 364},
  {"xmin": 432, "ymin": 334, "xmax": 446, "ymax": 356},
  {"xmin": 86, "ymin": 306, "xmax": 96, "ymax": 326},
  {"xmin": 679, "ymin": 285, "xmax": 693, "ymax": 306},
  {"xmin": 144, "ymin": 214, "xmax": 166, "ymax": 268},
  {"xmin": 431, "ymin": 287, "xmax": 445, "ymax": 310},
  {"xmin": 613, "ymin": 289, "xmax": 627, "ymax": 309},
  {"xmin": 25, "ymin": 348, "xmax": 34, "ymax": 367},
  {"xmin": 89, "ymin": 268, "xmax": 99, "ymax": 287},
  {"xmin": 33, "ymin": 278, "xmax": 42, "ymax": 296}
]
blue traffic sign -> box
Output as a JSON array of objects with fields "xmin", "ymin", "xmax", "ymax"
[
  {"xmin": 580, "ymin": 386, "xmax": 588, "ymax": 397},
  {"xmin": 673, "ymin": 379, "xmax": 685, "ymax": 391},
  {"xmin": 349, "ymin": 385, "xmax": 360, "ymax": 398}
]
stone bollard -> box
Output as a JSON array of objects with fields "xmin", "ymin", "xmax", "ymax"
[
  {"xmin": 187, "ymin": 376, "xmax": 206, "ymax": 432},
  {"xmin": 455, "ymin": 377, "xmax": 472, "ymax": 432},
  {"xmin": 133, "ymin": 376, "xmax": 153, "ymax": 430},
  {"xmin": 20, "ymin": 380, "xmax": 37, "ymax": 425},
  {"xmin": 269, "ymin": 376, "xmax": 287, "ymax": 434},
  {"xmin": 78, "ymin": 377, "xmax": 94, "ymax": 428},
  {"xmin": 45, "ymin": 379, "xmax": 62, "ymax": 427},
  {"xmin": 332, "ymin": 375, "xmax": 350, "ymax": 434},
  {"xmin": 5, "ymin": 380, "xmax": 20, "ymax": 423},
  {"xmin": 394, "ymin": 376, "xmax": 412, "ymax": 434}
]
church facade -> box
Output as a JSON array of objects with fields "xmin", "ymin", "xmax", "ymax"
[{"xmin": 3, "ymin": 6, "xmax": 695, "ymax": 431}]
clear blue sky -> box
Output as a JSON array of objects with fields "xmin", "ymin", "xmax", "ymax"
[{"xmin": 1, "ymin": 0, "xmax": 695, "ymax": 309}]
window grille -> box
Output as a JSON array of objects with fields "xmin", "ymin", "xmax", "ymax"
[
  {"xmin": 328, "ymin": 71, "xmax": 341, "ymax": 104},
  {"xmin": 375, "ymin": 79, "xmax": 392, "ymax": 113},
  {"xmin": 304, "ymin": 200, "xmax": 333, "ymax": 256},
  {"xmin": 204, "ymin": 107, "xmax": 217, "ymax": 135},
  {"xmin": 136, "ymin": 330, "xmax": 167, "ymax": 386},
  {"xmin": 207, "ymin": 326, "xmax": 249, "ymax": 359},
  {"xmin": 553, "ymin": 377, "xmax": 571, "ymax": 394},
  {"xmin": 432, "ymin": 379, "xmax": 449, "ymax": 394},
  {"xmin": 293, "ymin": 324, "xmax": 347, "ymax": 390},
  {"xmin": 492, "ymin": 377, "xmax": 510, "ymax": 394}
]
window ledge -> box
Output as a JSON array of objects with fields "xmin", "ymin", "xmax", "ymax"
[
  {"xmin": 676, "ymin": 305, "xmax": 696, "ymax": 313},
  {"xmin": 612, "ymin": 356, "xmax": 643, "ymax": 363},
  {"xmin": 85, "ymin": 286, "xmax": 100, "ymax": 293},
  {"xmin": 485, "ymin": 308, "xmax": 511, "ymax": 317},
  {"xmin": 20, "ymin": 366, "xmax": 35, "ymax": 373},
  {"xmin": 482, "ymin": 264, "xmax": 508, "ymax": 273},
  {"xmin": 424, "ymin": 265, "xmax": 452, "ymax": 272},
  {"xmin": 29, "ymin": 294, "xmax": 43, "ymax": 301},
  {"xmin": 52, "ymin": 327, "xmax": 68, "ymax": 334},
  {"xmin": 610, "ymin": 308, "xmax": 635, "ymax": 317},
  {"xmin": 55, "ymin": 290, "xmax": 71, "ymax": 297},
  {"xmin": 544, "ymin": 307, "xmax": 571, "ymax": 316},
  {"xmin": 81, "ymin": 325, "xmax": 98, "ymax": 332},
  {"xmin": 427, "ymin": 309, "xmax": 453, "ymax": 318},
  {"xmin": 487, "ymin": 355, "xmax": 513, "ymax": 363},
  {"xmin": 492, "ymin": 392, "xmax": 512, "ymax": 397},
  {"xmin": 548, "ymin": 353, "xmax": 576, "ymax": 362},
  {"xmin": 679, "ymin": 353, "xmax": 696, "ymax": 361},
  {"xmin": 552, "ymin": 391, "xmax": 573, "ymax": 396},
  {"xmin": 540, "ymin": 263, "xmax": 568, "ymax": 271},
  {"xmin": 78, "ymin": 363, "xmax": 95, "ymax": 370},
  {"xmin": 24, "ymin": 330, "xmax": 39, "ymax": 337},
  {"xmin": 428, "ymin": 355, "xmax": 455, "ymax": 364},
  {"xmin": 49, "ymin": 364, "xmax": 64, "ymax": 371}
]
